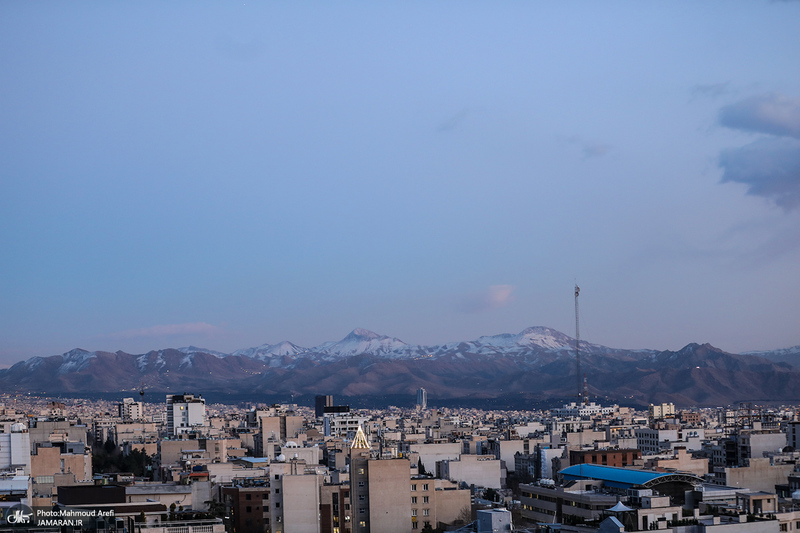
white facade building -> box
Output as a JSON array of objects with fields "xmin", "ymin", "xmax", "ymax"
[
  {"xmin": 166, "ymin": 394, "xmax": 206, "ymax": 437},
  {"xmin": 551, "ymin": 402, "xmax": 617, "ymax": 419},
  {"xmin": 0, "ymin": 424, "xmax": 31, "ymax": 474},
  {"xmin": 323, "ymin": 413, "xmax": 369, "ymax": 439},
  {"xmin": 119, "ymin": 397, "xmax": 144, "ymax": 421}
]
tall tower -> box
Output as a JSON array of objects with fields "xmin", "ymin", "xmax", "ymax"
[
  {"xmin": 416, "ymin": 388, "xmax": 427, "ymax": 410},
  {"xmin": 315, "ymin": 394, "xmax": 333, "ymax": 418},
  {"xmin": 575, "ymin": 285, "xmax": 581, "ymax": 402}
]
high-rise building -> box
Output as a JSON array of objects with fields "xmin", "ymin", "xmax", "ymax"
[
  {"xmin": 649, "ymin": 402, "xmax": 675, "ymax": 421},
  {"xmin": 118, "ymin": 397, "xmax": 143, "ymax": 421},
  {"xmin": 166, "ymin": 394, "xmax": 206, "ymax": 437},
  {"xmin": 416, "ymin": 388, "xmax": 427, "ymax": 410},
  {"xmin": 350, "ymin": 432, "xmax": 411, "ymax": 533},
  {"xmin": 315, "ymin": 395, "xmax": 333, "ymax": 418},
  {"xmin": 323, "ymin": 412, "xmax": 369, "ymax": 439},
  {"xmin": 348, "ymin": 429, "xmax": 469, "ymax": 533}
]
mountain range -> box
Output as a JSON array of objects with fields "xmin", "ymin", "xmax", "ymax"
[{"xmin": 1, "ymin": 327, "xmax": 799, "ymax": 407}]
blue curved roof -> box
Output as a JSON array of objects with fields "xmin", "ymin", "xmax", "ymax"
[{"xmin": 560, "ymin": 464, "xmax": 670, "ymax": 489}]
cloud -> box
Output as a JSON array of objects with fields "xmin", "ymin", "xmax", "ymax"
[
  {"xmin": 459, "ymin": 285, "xmax": 515, "ymax": 313},
  {"xmin": 716, "ymin": 93, "xmax": 800, "ymax": 210},
  {"xmin": 582, "ymin": 143, "xmax": 612, "ymax": 159},
  {"xmin": 437, "ymin": 108, "xmax": 469, "ymax": 132},
  {"xmin": 690, "ymin": 82, "xmax": 731, "ymax": 100},
  {"xmin": 719, "ymin": 93, "xmax": 800, "ymax": 138},
  {"xmin": 564, "ymin": 135, "xmax": 612, "ymax": 159},
  {"xmin": 719, "ymin": 137, "xmax": 800, "ymax": 210},
  {"xmin": 106, "ymin": 322, "xmax": 224, "ymax": 340}
]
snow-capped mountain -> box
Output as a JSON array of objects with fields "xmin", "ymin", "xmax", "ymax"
[
  {"xmin": 311, "ymin": 328, "xmax": 422, "ymax": 360},
  {"xmin": 231, "ymin": 341, "xmax": 307, "ymax": 360},
  {"xmin": 228, "ymin": 326, "xmax": 605, "ymax": 363},
  {"xmin": 2, "ymin": 327, "xmax": 799, "ymax": 406},
  {"xmin": 178, "ymin": 346, "xmax": 229, "ymax": 358},
  {"xmin": 742, "ymin": 346, "xmax": 800, "ymax": 367}
]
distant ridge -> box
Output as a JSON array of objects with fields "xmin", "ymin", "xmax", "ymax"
[{"xmin": 1, "ymin": 327, "xmax": 799, "ymax": 406}]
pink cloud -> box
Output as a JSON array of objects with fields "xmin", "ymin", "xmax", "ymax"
[{"xmin": 459, "ymin": 285, "xmax": 515, "ymax": 313}]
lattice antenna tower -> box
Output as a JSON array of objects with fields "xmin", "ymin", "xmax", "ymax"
[{"xmin": 575, "ymin": 284, "xmax": 581, "ymax": 402}]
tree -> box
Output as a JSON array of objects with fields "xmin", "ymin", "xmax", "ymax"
[
  {"xmin": 103, "ymin": 439, "xmax": 117, "ymax": 454},
  {"xmin": 206, "ymin": 500, "xmax": 226, "ymax": 518},
  {"xmin": 456, "ymin": 505, "xmax": 472, "ymax": 524}
]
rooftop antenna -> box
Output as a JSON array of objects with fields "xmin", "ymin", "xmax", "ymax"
[{"xmin": 575, "ymin": 284, "xmax": 582, "ymax": 404}]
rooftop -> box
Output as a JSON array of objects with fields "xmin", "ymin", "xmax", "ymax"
[{"xmin": 560, "ymin": 464, "xmax": 703, "ymax": 490}]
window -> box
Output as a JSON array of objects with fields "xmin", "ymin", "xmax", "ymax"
[
  {"xmin": 411, "ymin": 497, "xmax": 417, "ymax": 504},
  {"xmin": 246, "ymin": 506, "xmax": 252, "ymax": 513},
  {"xmin": 412, "ymin": 509, "xmax": 417, "ymax": 516},
  {"xmin": 411, "ymin": 484, "xmax": 417, "ymax": 491},
  {"xmin": 423, "ymin": 483, "xmax": 429, "ymax": 491},
  {"xmin": 275, "ymin": 502, "xmax": 280, "ymax": 508},
  {"xmin": 358, "ymin": 481, "xmax": 365, "ymax": 487},
  {"xmin": 423, "ymin": 509, "xmax": 429, "ymax": 516},
  {"xmin": 412, "ymin": 522, "xmax": 418, "ymax": 530},
  {"xmin": 359, "ymin": 495, "xmax": 365, "ymax": 501},
  {"xmin": 423, "ymin": 496, "xmax": 429, "ymax": 504},
  {"xmin": 246, "ymin": 494, "xmax": 252, "ymax": 500},
  {"xmin": 359, "ymin": 508, "xmax": 366, "ymax": 515}
]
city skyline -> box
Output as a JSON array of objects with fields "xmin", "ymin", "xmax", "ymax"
[{"xmin": 2, "ymin": 2, "xmax": 800, "ymax": 366}]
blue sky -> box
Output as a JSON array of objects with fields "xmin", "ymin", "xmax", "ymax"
[{"xmin": 2, "ymin": 2, "xmax": 800, "ymax": 366}]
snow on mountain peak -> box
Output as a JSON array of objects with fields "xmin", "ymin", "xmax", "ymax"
[
  {"xmin": 178, "ymin": 346, "xmax": 228, "ymax": 358},
  {"xmin": 473, "ymin": 327, "xmax": 573, "ymax": 351},
  {"xmin": 231, "ymin": 341, "xmax": 306, "ymax": 360},
  {"xmin": 516, "ymin": 326, "xmax": 573, "ymax": 349},
  {"xmin": 59, "ymin": 348, "xmax": 97, "ymax": 373},
  {"xmin": 315, "ymin": 329, "xmax": 409, "ymax": 357},
  {"xmin": 346, "ymin": 328, "xmax": 382, "ymax": 340}
]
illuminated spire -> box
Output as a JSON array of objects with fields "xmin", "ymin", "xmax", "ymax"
[{"xmin": 351, "ymin": 425, "xmax": 370, "ymax": 449}]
